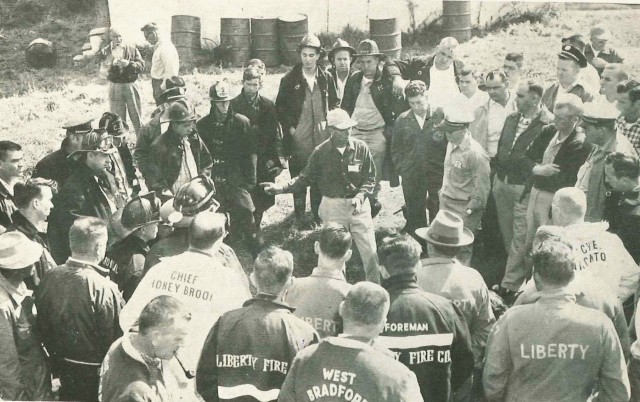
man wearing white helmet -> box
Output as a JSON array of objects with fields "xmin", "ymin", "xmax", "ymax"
[{"xmin": 263, "ymin": 109, "xmax": 380, "ymax": 283}]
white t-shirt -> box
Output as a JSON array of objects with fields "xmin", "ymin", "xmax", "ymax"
[{"xmin": 428, "ymin": 64, "xmax": 459, "ymax": 110}]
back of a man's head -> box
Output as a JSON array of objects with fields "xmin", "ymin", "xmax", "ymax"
[
  {"xmin": 253, "ymin": 246, "xmax": 294, "ymax": 294},
  {"xmin": 318, "ymin": 223, "xmax": 352, "ymax": 260},
  {"xmin": 552, "ymin": 187, "xmax": 587, "ymax": 226},
  {"xmin": 341, "ymin": 282, "xmax": 389, "ymax": 329},
  {"xmin": 532, "ymin": 238, "xmax": 576, "ymax": 288},
  {"xmin": 188, "ymin": 211, "xmax": 226, "ymax": 250},
  {"xmin": 69, "ymin": 217, "xmax": 108, "ymax": 260},
  {"xmin": 378, "ymin": 233, "xmax": 421, "ymax": 276},
  {"xmin": 13, "ymin": 178, "xmax": 53, "ymax": 210},
  {"xmin": 138, "ymin": 295, "xmax": 192, "ymax": 335},
  {"xmin": 533, "ymin": 225, "xmax": 571, "ymax": 251}
]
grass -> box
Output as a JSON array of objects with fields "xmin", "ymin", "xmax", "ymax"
[{"xmin": 3, "ymin": 7, "xmax": 640, "ymax": 281}]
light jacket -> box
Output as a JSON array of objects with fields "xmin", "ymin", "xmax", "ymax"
[
  {"xmin": 377, "ymin": 274, "xmax": 474, "ymax": 401},
  {"xmin": 541, "ymin": 81, "xmax": 595, "ymax": 112},
  {"xmin": 483, "ymin": 290, "xmax": 629, "ymax": 402},
  {"xmin": 121, "ymin": 250, "xmax": 252, "ymax": 369},
  {"xmin": 196, "ymin": 294, "xmax": 319, "ymax": 402},
  {"xmin": 278, "ymin": 336, "xmax": 424, "ymax": 402},
  {"xmin": 564, "ymin": 221, "xmax": 640, "ymax": 301}
]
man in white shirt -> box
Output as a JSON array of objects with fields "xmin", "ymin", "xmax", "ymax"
[
  {"xmin": 456, "ymin": 69, "xmax": 489, "ymax": 115},
  {"xmin": 327, "ymin": 38, "xmax": 355, "ymax": 101},
  {"xmin": 141, "ymin": 22, "xmax": 180, "ymax": 105},
  {"xmin": 503, "ymin": 52, "xmax": 524, "ymax": 90}
]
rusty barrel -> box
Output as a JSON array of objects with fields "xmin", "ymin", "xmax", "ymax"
[
  {"xmin": 442, "ymin": 1, "xmax": 472, "ymax": 43},
  {"xmin": 369, "ymin": 17, "xmax": 401, "ymax": 60},
  {"xmin": 251, "ymin": 17, "xmax": 280, "ymax": 67},
  {"xmin": 278, "ymin": 14, "xmax": 308, "ymax": 66},
  {"xmin": 171, "ymin": 15, "xmax": 201, "ymax": 69},
  {"xmin": 220, "ymin": 17, "xmax": 251, "ymax": 67}
]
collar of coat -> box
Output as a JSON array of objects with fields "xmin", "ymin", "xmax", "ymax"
[
  {"xmin": 291, "ymin": 63, "xmax": 328, "ymax": 88},
  {"xmin": 244, "ymin": 292, "xmax": 296, "ymax": 312},
  {"xmin": 66, "ymin": 257, "xmax": 110, "ymax": 277},
  {"xmin": 382, "ymin": 273, "xmax": 421, "ymax": 292},
  {"xmin": 9, "ymin": 210, "xmax": 41, "ymax": 238}
]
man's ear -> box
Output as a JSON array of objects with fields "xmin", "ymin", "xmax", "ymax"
[
  {"xmin": 338, "ymin": 301, "xmax": 345, "ymax": 318},
  {"xmin": 314, "ymin": 241, "xmax": 321, "ymax": 256}
]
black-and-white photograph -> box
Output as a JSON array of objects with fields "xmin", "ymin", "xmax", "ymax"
[{"xmin": 1, "ymin": 0, "xmax": 640, "ymax": 400}]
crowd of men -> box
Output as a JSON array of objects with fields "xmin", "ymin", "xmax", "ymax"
[{"xmin": 1, "ymin": 19, "xmax": 640, "ymax": 401}]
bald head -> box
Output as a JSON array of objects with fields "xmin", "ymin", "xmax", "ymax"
[
  {"xmin": 341, "ymin": 282, "xmax": 389, "ymax": 330},
  {"xmin": 551, "ymin": 187, "xmax": 587, "ymax": 226},
  {"xmin": 188, "ymin": 211, "xmax": 226, "ymax": 250}
]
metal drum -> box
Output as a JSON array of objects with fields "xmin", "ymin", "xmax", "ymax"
[
  {"xmin": 251, "ymin": 17, "xmax": 280, "ymax": 67},
  {"xmin": 442, "ymin": 1, "xmax": 472, "ymax": 43},
  {"xmin": 369, "ymin": 17, "xmax": 402, "ymax": 60},
  {"xmin": 171, "ymin": 15, "xmax": 201, "ymax": 69},
  {"xmin": 220, "ymin": 17, "xmax": 251, "ymax": 67},
  {"xmin": 278, "ymin": 14, "xmax": 308, "ymax": 66}
]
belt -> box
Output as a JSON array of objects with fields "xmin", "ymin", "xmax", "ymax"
[
  {"xmin": 63, "ymin": 357, "xmax": 102, "ymax": 367},
  {"xmin": 354, "ymin": 126, "xmax": 384, "ymax": 132},
  {"xmin": 441, "ymin": 193, "xmax": 470, "ymax": 202}
]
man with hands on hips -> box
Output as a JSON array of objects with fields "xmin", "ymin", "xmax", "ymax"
[{"xmin": 262, "ymin": 109, "xmax": 380, "ymax": 283}]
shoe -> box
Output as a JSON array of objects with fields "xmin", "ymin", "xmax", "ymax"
[
  {"xmin": 371, "ymin": 200, "xmax": 383, "ymax": 218},
  {"xmin": 491, "ymin": 284, "xmax": 521, "ymax": 307}
]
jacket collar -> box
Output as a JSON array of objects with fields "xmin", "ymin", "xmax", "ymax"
[
  {"xmin": 9, "ymin": 210, "xmax": 41, "ymax": 237},
  {"xmin": 66, "ymin": 257, "xmax": 110, "ymax": 277},
  {"xmin": 382, "ymin": 273, "xmax": 421, "ymax": 292},
  {"xmin": 329, "ymin": 136, "xmax": 355, "ymax": 151},
  {"xmin": 452, "ymin": 132, "xmax": 472, "ymax": 151},
  {"xmin": 420, "ymin": 256, "xmax": 457, "ymax": 267},
  {"xmin": 310, "ymin": 267, "xmax": 347, "ymax": 281},
  {"xmin": 0, "ymin": 178, "xmax": 13, "ymax": 198},
  {"xmin": 536, "ymin": 288, "xmax": 578, "ymax": 305},
  {"xmin": 293, "ymin": 64, "xmax": 326, "ymax": 86},
  {"xmin": 243, "ymin": 293, "xmax": 296, "ymax": 312},
  {"xmin": 325, "ymin": 336, "xmax": 375, "ymax": 350}
]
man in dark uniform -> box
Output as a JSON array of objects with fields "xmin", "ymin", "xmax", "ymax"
[
  {"xmin": 231, "ymin": 66, "xmax": 285, "ymax": 228},
  {"xmin": 33, "ymin": 117, "xmax": 93, "ymax": 188},
  {"xmin": 0, "ymin": 141, "xmax": 24, "ymax": 231},
  {"xmin": 47, "ymin": 130, "xmax": 127, "ymax": 263},
  {"xmin": 392, "ymin": 80, "xmax": 446, "ymax": 236},
  {"xmin": 342, "ymin": 39, "xmax": 404, "ymax": 217},
  {"xmin": 142, "ymin": 101, "xmax": 212, "ymax": 195},
  {"xmin": 197, "ymin": 80, "xmax": 260, "ymax": 253},
  {"xmin": 275, "ymin": 34, "xmax": 339, "ymax": 228},
  {"xmin": 104, "ymin": 192, "xmax": 160, "ymax": 300}
]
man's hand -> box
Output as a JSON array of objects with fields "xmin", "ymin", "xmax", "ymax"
[
  {"xmin": 532, "ymin": 164, "xmax": 560, "ymax": 177},
  {"xmin": 351, "ymin": 197, "xmax": 363, "ymax": 215},
  {"xmin": 392, "ymin": 76, "xmax": 408, "ymax": 97},
  {"xmin": 260, "ymin": 182, "xmax": 281, "ymax": 195}
]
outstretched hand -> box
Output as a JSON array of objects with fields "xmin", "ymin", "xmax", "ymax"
[{"xmin": 260, "ymin": 182, "xmax": 279, "ymax": 195}]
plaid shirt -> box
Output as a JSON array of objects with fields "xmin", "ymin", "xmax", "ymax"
[{"xmin": 617, "ymin": 115, "xmax": 640, "ymax": 154}]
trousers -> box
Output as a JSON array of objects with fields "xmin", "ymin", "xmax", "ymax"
[
  {"xmin": 401, "ymin": 172, "xmax": 428, "ymax": 234},
  {"xmin": 494, "ymin": 177, "xmax": 529, "ymax": 291},
  {"xmin": 59, "ymin": 360, "xmax": 101, "ymax": 402},
  {"xmin": 109, "ymin": 81, "xmax": 142, "ymax": 134},
  {"xmin": 351, "ymin": 127, "xmax": 385, "ymax": 200},
  {"xmin": 151, "ymin": 78, "xmax": 163, "ymax": 105},
  {"xmin": 318, "ymin": 196, "xmax": 380, "ymax": 283},
  {"xmin": 289, "ymin": 157, "xmax": 322, "ymax": 219},
  {"xmin": 439, "ymin": 193, "xmax": 484, "ymax": 266}
]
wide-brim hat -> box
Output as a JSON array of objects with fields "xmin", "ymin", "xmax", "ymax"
[
  {"xmin": 558, "ymin": 44, "xmax": 588, "ymax": 68},
  {"xmin": 328, "ymin": 38, "xmax": 356, "ymax": 60},
  {"xmin": 159, "ymin": 176, "xmax": 220, "ymax": 227},
  {"xmin": 0, "ymin": 232, "xmax": 43, "ymax": 269},
  {"xmin": 355, "ymin": 39, "xmax": 386, "ymax": 59},
  {"xmin": 99, "ymin": 112, "xmax": 130, "ymax": 136},
  {"xmin": 297, "ymin": 34, "xmax": 326, "ymax": 56},
  {"xmin": 161, "ymin": 101, "xmax": 197, "ymax": 123},
  {"xmin": 209, "ymin": 79, "xmax": 232, "ymax": 102},
  {"xmin": 68, "ymin": 129, "xmax": 117, "ymax": 158},
  {"xmin": 110, "ymin": 192, "xmax": 162, "ymax": 243},
  {"xmin": 415, "ymin": 210, "xmax": 474, "ymax": 247}
]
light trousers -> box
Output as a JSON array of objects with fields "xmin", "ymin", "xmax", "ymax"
[{"xmin": 109, "ymin": 81, "xmax": 142, "ymax": 134}]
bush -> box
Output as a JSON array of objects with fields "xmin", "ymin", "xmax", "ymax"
[
  {"xmin": 55, "ymin": 0, "xmax": 95, "ymax": 12},
  {"xmin": 318, "ymin": 25, "xmax": 368, "ymax": 50},
  {"xmin": 479, "ymin": 2, "xmax": 560, "ymax": 35}
]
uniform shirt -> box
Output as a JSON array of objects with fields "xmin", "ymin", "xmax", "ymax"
[
  {"xmin": 483, "ymin": 290, "xmax": 629, "ymax": 402},
  {"xmin": 417, "ymin": 257, "xmax": 495, "ymax": 367},
  {"xmin": 283, "ymin": 137, "xmax": 376, "ymax": 200},
  {"xmin": 121, "ymin": 250, "xmax": 252, "ymax": 369},
  {"xmin": 352, "ymin": 78, "xmax": 386, "ymax": 130},
  {"xmin": 285, "ymin": 267, "xmax": 352, "ymax": 338},
  {"xmin": 616, "ymin": 114, "xmax": 640, "ymax": 154},
  {"xmin": 441, "ymin": 132, "xmax": 491, "ymax": 210},
  {"xmin": 278, "ymin": 336, "xmax": 424, "ymax": 402},
  {"xmin": 150, "ymin": 38, "xmax": 179, "ymax": 80},
  {"xmin": 196, "ymin": 294, "xmax": 319, "ymax": 402}
]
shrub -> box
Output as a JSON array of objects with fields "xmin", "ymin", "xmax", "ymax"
[{"xmin": 318, "ymin": 25, "xmax": 368, "ymax": 50}]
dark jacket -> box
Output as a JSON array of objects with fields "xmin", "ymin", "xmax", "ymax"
[
  {"xmin": 382, "ymin": 54, "xmax": 465, "ymax": 88},
  {"xmin": 145, "ymin": 127, "xmax": 212, "ymax": 192},
  {"xmin": 523, "ymin": 124, "xmax": 592, "ymax": 195},
  {"xmin": 98, "ymin": 44, "xmax": 145, "ymax": 84},
  {"xmin": 378, "ymin": 274, "xmax": 474, "ymax": 402},
  {"xmin": 47, "ymin": 164, "xmax": 127, "ymax": 264},
  {"xmin": 32, "ymin": 138, "xmax": 79, "ymax": 188},
  {"xmin": 134, "ymin": 115, "xmax": 162, "ymax": 185},
  {"xmin": 584, "ymin": 45, "xmax": 624, "ymax": 75},
  {"xmin": 197, "ymin": 106, "xmax": 258, "ymax": 191},
  {"xmin": 341, "ymin": 66, "xmax": 405, "ymax": 127},
  {"xmin": 196, "ymin": 294, "xmax": 319, "ymax": 402},
  {"xmin": 392, "ymin": 108, "xmax": 447, "ymax": 183},
  {"xmin": 103, "ymin": 235, "xmax": 149, "ymax": 301},
  {"xmin": 275, "ymin": 64, "xmax": 339, "ymax": 157},
  {"xmin": 495, "ymin": 108, "xmax": 554, "ymax": 185},
  {"xmin": 6, "ymin": 211, "xmax": 56, "ymax": 289},
  {"xmin": 35, "ymin": 258, "xmax": 124, "ymax": 365},
  {"xmin": 541, "ymin": 82, "xmax": 595, "ymax": 112},
  {"xmin": 0, "ymin": 181, "xmax": 16, "ymax": 231}
]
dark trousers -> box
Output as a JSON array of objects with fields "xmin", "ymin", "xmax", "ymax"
[
  {"xmin": 630, "ymin": 358, "xmax": 640, "ymax": 402},
  {"xmin": 289, "ymin": 159, "xmax": 321, "ymax": 219},
  {"xmin": 59, "ymin": 360, "xmax": 101, "ymax": 402},
  {"xmin": 151, "ymin": 78, "xmax": 163, "ymax": 106},
  {"xmin": 401, "ymin": 173, "xmax": 428, "ymax": 234}
]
